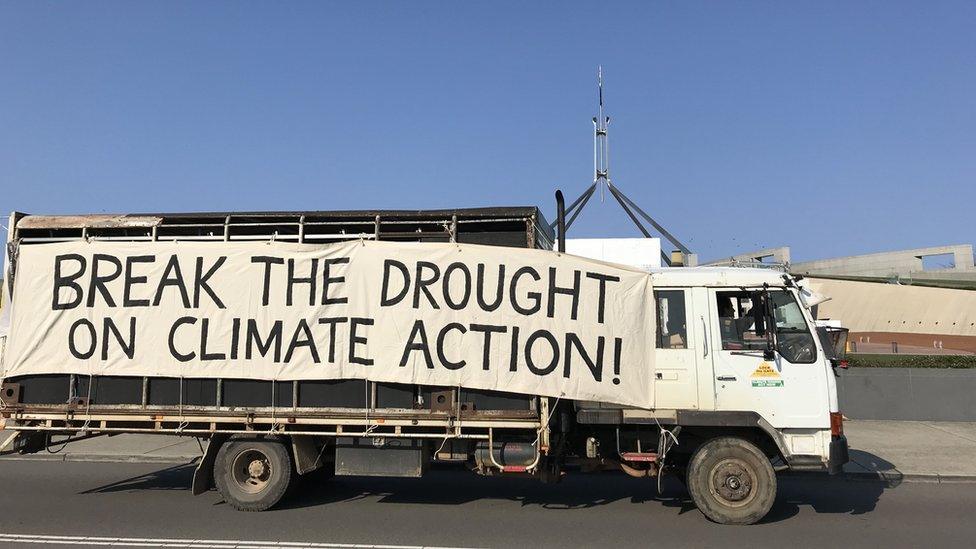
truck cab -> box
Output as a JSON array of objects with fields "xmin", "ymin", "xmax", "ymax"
[{"xmin": 575, "ymin": 266, "xmax": 848, "ymax": 524}]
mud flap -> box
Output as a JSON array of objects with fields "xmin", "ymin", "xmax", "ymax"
[
  {"xmin": 291, "ymin": 435, "xmax": 326, "ymax": 475},
  {"xmin": 192, "ymin": 434, "xmax": 229, "ymax": 495},
  {"xmin": 0, "ymin": 431, "xmax": 22, "ymax": 455},
  {"xmin": 828, "ymin": 434, "xmax": 849, "ymax": 475}
]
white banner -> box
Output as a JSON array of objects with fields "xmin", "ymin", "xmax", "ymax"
[{"xmin": 1, "ymin": 240, "xmax": 656, "ymax": 407}]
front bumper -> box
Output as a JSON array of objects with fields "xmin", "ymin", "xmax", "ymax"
[
  {"xmin": 785, "ymin": 434, "xmax": 850, "ymax": 473},
  {"xmin": 828, "ymin": 434, "xmax": 849, "ymax": 475}
]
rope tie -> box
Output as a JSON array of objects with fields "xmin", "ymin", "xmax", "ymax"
[
  {"xmin": 79, "ymin": 373, "xmax": 94, "ymax": 433},
  {"xmin": 433, "ymin": 434, "xmax": 451, "ymax": 458},
  {"xmin": 175, "ymin": 376, "xmax": 189, "ymax": 434},
  {"xmin": 362, "ymin": 378, "xmax": 377, "ymax": 436},
  {"xmin": 269, "ymin": 379, "xmax": 281, "ymax": 434},
  {"xmin": 653, "ymin": 413, "xmax": 679, "ymax": 493},
  {"xmin": 0, "ymin": 336, "xmax": 8, "ymax": 411},
  {"xmin": 531, "ymin": 393, "xmax": 563, "ymax": 448}
]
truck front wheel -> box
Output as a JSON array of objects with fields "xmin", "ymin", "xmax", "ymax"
[
  {"xmin": 214, "ymin": 437, "xmax": 293, "ymax": 512},
  {"xmin": 686, "ymin": 437, "xmax": 777, "ymax": 525}
]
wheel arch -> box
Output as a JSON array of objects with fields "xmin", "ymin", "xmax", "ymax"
[
  {"xmin": 673, "ymin": 411, "xmax": 791, "ymax": 464},
  {"xmin": 192, "ymin": 433, "xmax": 298, "ymax": 496}
]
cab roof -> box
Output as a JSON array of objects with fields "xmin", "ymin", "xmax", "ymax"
[{"xmin": 648, "ymin": 266, "xmax": 792, "ymax": 288}]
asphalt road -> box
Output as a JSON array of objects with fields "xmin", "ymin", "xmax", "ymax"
[{"xmin": 0, "ymin": 460, "xmax": 974, "ymax": 548}]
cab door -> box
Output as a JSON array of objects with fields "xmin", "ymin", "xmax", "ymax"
[
  {"xmin": 707, "ymin": 288, "xmax": 829, "ymax": 429},
  {"xmin": 652, "ymin": 288, "xmax": 699, "ymax": 410}
]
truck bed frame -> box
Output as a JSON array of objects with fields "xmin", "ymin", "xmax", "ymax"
[{"xmin": 1, "ymin": 207, "xmax": 554, "ymax": 455}]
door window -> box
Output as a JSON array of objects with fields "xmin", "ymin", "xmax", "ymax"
[
  {"xmin": 655, "ymin": 290, "xmax": 687, "ymax": 349},
  {"xmin": 769, "ymin": 291, "xmax": 817, "ymax": 363},
  {"xmin": 714, "ymin": 290, "xmax": 817, "ymax": 363}
]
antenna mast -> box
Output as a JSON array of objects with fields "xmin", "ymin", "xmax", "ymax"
[
  {"xmin": 594, "ymin": 66, "xmax": 610, "ymax": 203},
  {"xmin": 555, "ymin": 67, "xmax": 696, "ymax": 267}
]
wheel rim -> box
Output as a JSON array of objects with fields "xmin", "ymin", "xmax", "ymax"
[
  {"xmin": 708, "ymin": 458, "xmax": 757, "ymax": 508},
  {"xmin": 231, "ymin": 449, "xmax": 274, "ymax": 494}
]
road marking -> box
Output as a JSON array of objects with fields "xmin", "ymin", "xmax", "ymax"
[{"xmin": 0, "ymin": 533, "xmax": 478, "ymax": 549}]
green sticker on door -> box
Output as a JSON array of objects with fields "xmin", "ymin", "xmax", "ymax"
[{"xmin": 751, "ymin": 379, "xmax": 785, "ymax": 387}]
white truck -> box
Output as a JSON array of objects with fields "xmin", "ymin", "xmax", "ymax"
[{"xmin": 0, "ymin": 206, "xmax": 848, "ymax": 525}]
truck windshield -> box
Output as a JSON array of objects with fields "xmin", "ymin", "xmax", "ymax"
[{"xmin": 716, "ymin": 290, "xmax": 817, "ymax": 363}]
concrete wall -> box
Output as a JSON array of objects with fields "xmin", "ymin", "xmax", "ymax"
[
  {"xmin": 793, "ymin": 244, "xmax": 976, "ymax": 278},
  {"xmin": 809, "ymin": 278, "xmax": 976, "ymax": 340},
  {"xmin": 837, "ymin": 368, "xmax": 976, "ymax": 421}
]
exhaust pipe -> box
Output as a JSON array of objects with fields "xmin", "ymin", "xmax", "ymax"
[
  {"xmin": 555, "ymin": 190, "xmax": 566, "ymax": 253},
  {"xmin": 616, "ymin": 459, "xmax": 656, "ymax": 478}
]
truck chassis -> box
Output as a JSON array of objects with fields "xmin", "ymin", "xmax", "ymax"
[{"xmin": 1, "ymin": 205, "xmax": 843, "ymax": 524}]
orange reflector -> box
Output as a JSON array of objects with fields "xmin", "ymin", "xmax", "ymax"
[{"xmin": 830, "ymin": 412, "xmax": 844, "ymax": 436}]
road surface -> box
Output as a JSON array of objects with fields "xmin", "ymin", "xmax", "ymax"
[{"xmin": 0, "ymin": 460, "xmax": 973, "ymax": 548}]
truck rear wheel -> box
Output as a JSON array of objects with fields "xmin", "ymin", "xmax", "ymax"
[
  {"xmin": 214, "ymin": 437, "xmax": 292, "ymax": 512},
  {"xmin": 686, "ymin": 437, "xmax": 776, "ymax": 525}
]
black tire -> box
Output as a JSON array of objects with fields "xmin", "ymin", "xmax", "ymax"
[
  {"xmin": 686, "ymin": 437, "xmax": 777, "ymax": 525},
  {"xmin": 214, "ymin": 437, "xmax": 293, "ymax": 512}
]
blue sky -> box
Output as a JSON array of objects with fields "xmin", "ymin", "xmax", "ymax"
[{"xmin": 1, "ymin": 2, "xmax": 973, "ymax": 263}]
